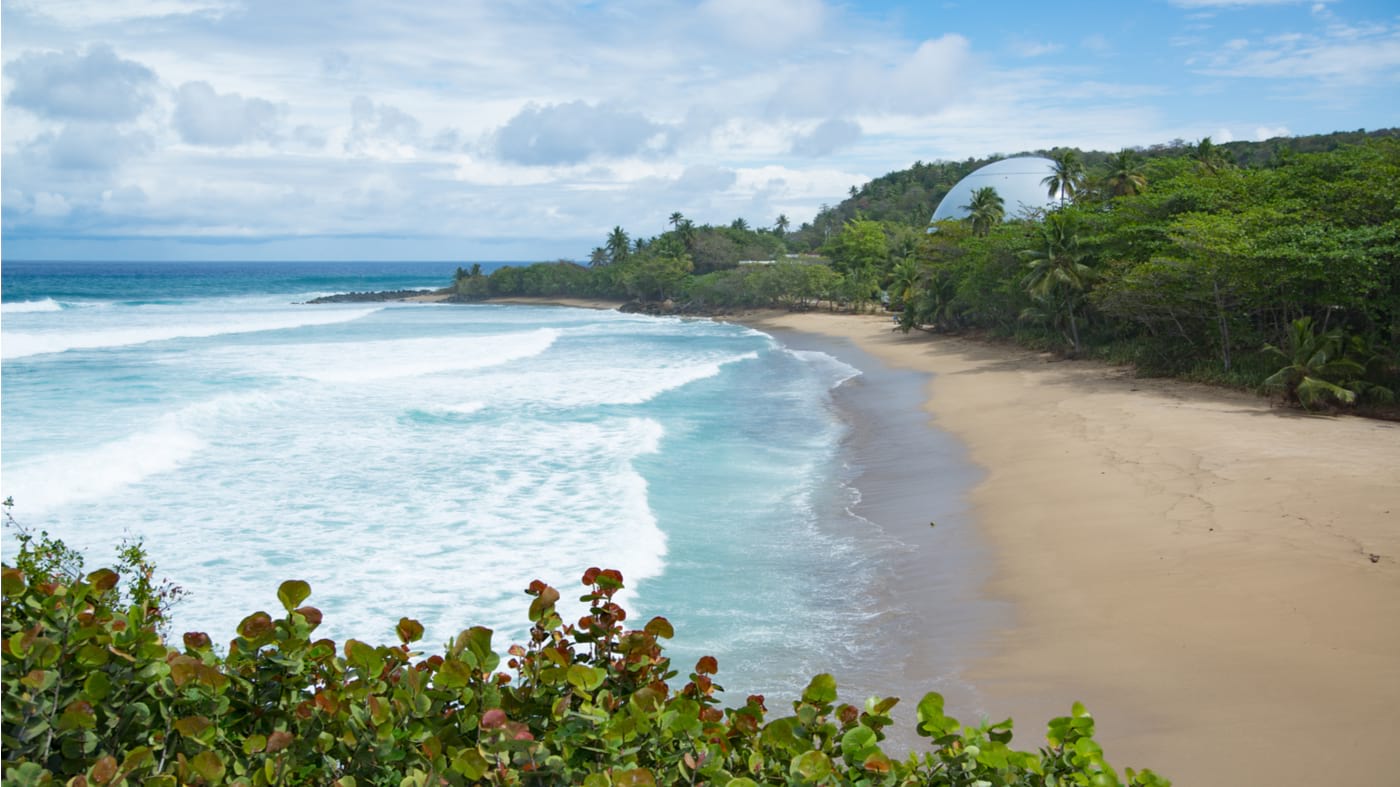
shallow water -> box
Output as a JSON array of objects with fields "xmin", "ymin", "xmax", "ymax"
[{"xmin": 3, "ymin": 261, "xmax": 984, "ymax": 705}]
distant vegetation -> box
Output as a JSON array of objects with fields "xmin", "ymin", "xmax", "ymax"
[
  {"xmin": 2, "ymin": 511, "xmax": 1168, "ymax": 785},
  {"xmin": 449, "ymin": 128, "xmax": 1399, "ymax": 412}
]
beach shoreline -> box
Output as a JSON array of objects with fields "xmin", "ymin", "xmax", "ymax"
[{"xmin": 737, "ymin": 310, "xmax": 1400, "ymax": 786}]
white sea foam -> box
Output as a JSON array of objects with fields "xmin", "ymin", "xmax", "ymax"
[
  {"xmin": 1, "ymin": 391, "xmax": 282, "ymax": 513},
  {"xmin": 231, "ymin": 328, "xmax": 560, "ymax": 383},
  {"xmin": 1, "ymin": 307, "xmax": 383, "ymax": 359},
  {"xmin": 2, "ymin": 297, "xmax": 64, "ymax": 313},
  {"xmin": 426, "ymin": 402, "xmax": 487, "ymax": 416},
  {"xmin": 3, "ymin": 424, "xmax": 205, "ymax": 513},
  {"xmin": 787, "ymin": 349, "xmax": 862, "ymax": 388},
  {"xmin": 475, "ymin": 350, "xmax": 760, "ymax": 409}
]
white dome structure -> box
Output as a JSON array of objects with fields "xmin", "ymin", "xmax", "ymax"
[{"xmin": 929, "ymin": 156, "xmax": 1059, "ymax": 226}]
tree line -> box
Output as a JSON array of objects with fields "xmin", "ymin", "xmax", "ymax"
[{"xmin": 450, "ymin": 130, "xmax": 1398, "ymax": 410}]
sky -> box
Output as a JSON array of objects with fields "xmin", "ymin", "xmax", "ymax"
[{"xmin": 2, "ymin": 0, "xmax": 1397, "ymax": 261}]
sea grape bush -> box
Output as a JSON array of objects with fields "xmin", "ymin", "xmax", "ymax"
[{"xmin": 2, "ymin": 533, "xmax": 1169, "ymax": 786}]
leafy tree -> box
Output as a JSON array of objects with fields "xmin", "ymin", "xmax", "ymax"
[
  {"xmin": 825, "ymin": 218, "xmax": 889, "ymax": 277},
  {"xmin": 606, "ymin": 226, "xmax": 631, "ymax": 264},
  {"xmin": 1104, "ymin": 148, "xmax": 1148, "ymax": 197},
  {"xmin": 1043, "ymin": 148, "xmax": 1086, "ymax": 205},
  {"xmin": 620, "ymin": 254, "xmax": 694, "ymax": 302},
  {"xmin": 1191, "ymin": 137, "xmax": 1232, "ymax": 175},
  {"xmin": 964, "ymin": 186, "xmax": 1005, "ymax": 237},
  {"xmin": 1263, "ymin": 317, "xmax": 1365, "ymax": 409},
  {"xmin": 1021, "ymin": 211, "xmax": 1093, "ymax": 353}
]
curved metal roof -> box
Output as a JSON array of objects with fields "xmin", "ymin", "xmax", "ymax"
[{"xmin": 929, "ymin": 156, "xmax": 1059, "ymax": 225}]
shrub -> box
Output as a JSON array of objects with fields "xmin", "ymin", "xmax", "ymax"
[{"xmin": 2, "ymin": 528, "xmax": 1168, "ymax": 786}]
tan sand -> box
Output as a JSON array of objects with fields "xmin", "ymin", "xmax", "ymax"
[
  {"xmin": 401, "ymin": 292, "xmax": 453, "ymax": 302},
  {"xmin": 739, "ymin": 310, "xmax": 1400, "ymax": 786}
]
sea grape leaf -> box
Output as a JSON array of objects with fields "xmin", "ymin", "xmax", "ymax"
[
  {"xmin": 644, "ymin": 616, "xmax": 674, "ymax": 639},
  {"xmin": 277, "ymin": 580, "xmax": 311, "ymax": 612},
  {"xmin": 801, "ymin": 673, "xmax": 837, "ymax": 705},
  {"xmin": 396, "ymin": 617, "xmax": 424, "ymax": 644}
]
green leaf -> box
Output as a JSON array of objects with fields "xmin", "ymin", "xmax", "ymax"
[
  {"xmin": 435, "ymin": 659, "xmax": 474, "ymax": 689},
  {"xmin": 613, "ymin": 768, "xmax": 656, "ymax": 786},
  {"xmin": 451, "ymin": 748, "xmax": 488, "ymax": 780},
  {"xmin": 567, "ymin": 664, "xmax": 606, "ymax": 692},
  {"xmin": 840, "ymin": 725, "xmax": 879, "ymax": 765},
  {"xmin": 191, "ymin": 750, "xmax": 226, "ymax": 783},
  {"xmin": 243, "ymin": 734, "xmax": 268, "ymax": 755},
  {"xmin": 82, "ymin": 666, "xmax": 111, "ymax": 697},
  {"xmin": 789, "ymin": 751, "xmax": 833, "ymax": 783},
  {"xmin": 916, "ymin": 692, "xmax": 959, "ymax": 738},
  {"xmin": 345, "ymin": 639, "xmax": 382, "ymax": 674},
  {"xmin": 174, "ymin": 715, "xmax": 213, "ymax": 737},
  {"xmin": 277, "ymin": 579, "xmax": 312, "ymax": 612},
  {"xmin": 801, "ymin": 673, "xmax": 837, "ymax": 705},
  {"xmin": 643, "ymin": 616, "xmax": 674, "ymax": 639}
]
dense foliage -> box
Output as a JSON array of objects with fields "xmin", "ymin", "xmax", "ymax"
[
  {"xmin": 2, "ymin": 522, "xmax": 1168, "ymax": 786},
  {"xmin": 445, "ymin": 131, "xmax": 1399, "ymax": 411}
]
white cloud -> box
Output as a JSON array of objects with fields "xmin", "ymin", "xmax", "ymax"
[
  {"xmin": 493, "ymin": 102, "xmax": 672, "ymax": 166},
  {"xmin": 174, "ymin": 81, "xmax": 282, "ymax": 146},
  {"xmin": 1197, "ymin": 24, "xmax": 1400, "ymax": 82},
  {"xmin": 24, "ymin": 123, "xmax": 152, "ymax": 171},
  {"xmin": 1, "ymin": 0, "xmax": 1394, "ymax": 258},
  {"xmin": 1009, "ymin": 36, "xmax": 1064, "ymax": 58},
  {"xmin": 1255, "ymin": 125, "xmax": 1291, "ymax": 139},
  {"xmin": 4, "ymin": 45, "xmax": 156, "ymax": 121},
  {"xmin": 32, "ymin": 192, "xmax": 73, "ymax": 218},
  {"xmin": 699, "ymin": 0, "xmax": 826, "ymax": 50},
  {"xmin": 5, "ymin": 0, "xmax": 237, "ymax": 26},
  {"xmin": 790, "ymin": 119, "xmax": 862, "ymax": 157}
]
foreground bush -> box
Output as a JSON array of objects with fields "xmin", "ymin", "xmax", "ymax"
[{"xmin": 2, "ymin": 540, "xmax": 1168, "ymax": 786}]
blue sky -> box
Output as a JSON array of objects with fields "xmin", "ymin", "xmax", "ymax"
[{"xmin": 3, "ymin": 0, "xmax": 1397, "ymax": 261}]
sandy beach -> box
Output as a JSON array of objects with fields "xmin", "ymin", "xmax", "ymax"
[{"xmin": 740, "ymin": 310, "xmax": 1400, "ymax": 786}]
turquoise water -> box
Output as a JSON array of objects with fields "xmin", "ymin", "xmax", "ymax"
[{"xmin": 2, "ymin": 261, "xmax": 891, "ymax": 697}]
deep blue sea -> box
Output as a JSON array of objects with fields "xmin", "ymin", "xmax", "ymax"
[{"xmin": 1, "ymin": 260, "xmax": 903, "ymax": 698}]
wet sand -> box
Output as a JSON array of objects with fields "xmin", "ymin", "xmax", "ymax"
[
  {"xmin": 740, "ymin": 310, "xmax": 1400, "ymax": 786},
  {"xmin": 758, "ymin": 327, "xmax": 1006, "ymax": 750}
]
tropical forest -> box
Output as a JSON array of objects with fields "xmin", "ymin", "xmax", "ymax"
[{"xmin": 452, "ymin": 129, "xmax": 1400, "ymax": 412}]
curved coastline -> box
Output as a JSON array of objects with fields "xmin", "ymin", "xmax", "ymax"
[{"xmin": 737, "ymin": 310, "xmax": 1400, "ymax": 787}]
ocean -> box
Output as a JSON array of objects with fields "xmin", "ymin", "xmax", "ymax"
[{"xmin": 2, "ymin": 259, "xmax": 991, "ymax": 705}]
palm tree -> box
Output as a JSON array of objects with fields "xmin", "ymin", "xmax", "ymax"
[
  {"xmin": 588, "ymin": 247, "xmax": 608, "ymax": 267},
  {"xmin": 1042, "ymin": 149, "xmax": 1086, "ymax": 206},
  {"xmin": 1263, "ymin": 317, "xmax": 1364, "ymax": 409},
  {"xmin": 887, "ymin": 256, "xmax": 921, "ymax": 309},
  {"xmin": 774, "ymin": 214, "xmax": 790, "ymax": 236},
  {"xmin": 1020, "ymin": 211, "xmax": 1093, "ymax": 354},
  {"xmin": 669, "ymin": 212, "xmax": 685, "ymax": 231},
  {"xmin": 677, "ymin": 219, "xmax": 696, "ymax": 250},
  {"xmin": 963, "ymin": 186, "xmax": 1005, "ymax": 237},
  {"xmin": 730, "ymin": 217, "xmax": 749, "ymax": 232},
  {"xmin": 1191, "ymin": 137, "xmax": 1231, "ymax": 175},
  {"xmin": 605, "ymin": 226, "xmax": 630, "ymax": 265},
  {"xmin": 1104, "ymin": 148, "xmax": 1147, "ymax": 197}
]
